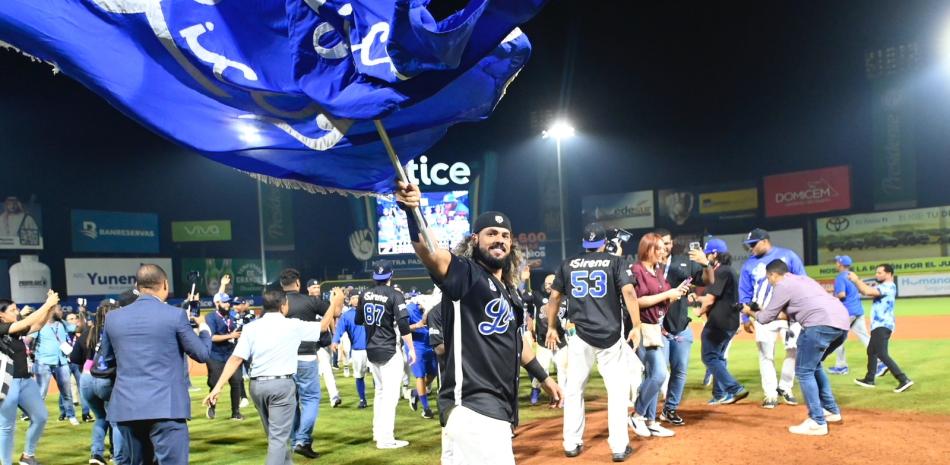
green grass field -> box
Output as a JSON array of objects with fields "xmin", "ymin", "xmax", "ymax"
[
  {"xmin": 863, "ymin": 296, "xmax": 950, "ymax": 316},
  {"xmin": 16, "ymin": 297, "xmax": 950, "ymax": 464}
]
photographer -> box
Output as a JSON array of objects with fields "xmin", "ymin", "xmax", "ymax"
[
  {"xmin": 693, "ymin": 239, "xmax": 749, "ymax": 405},
  {"xmin": 205, "ymin": 284, "xmax": 244, "ymax": 421},
  {"xmin": 31, "ymin": 303, "xmax": 79, "ymax": 425}
]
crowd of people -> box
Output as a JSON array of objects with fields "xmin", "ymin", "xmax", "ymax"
[{"xmin": 0, "ymin": 181, "xmax": 917, "ymax": 465}]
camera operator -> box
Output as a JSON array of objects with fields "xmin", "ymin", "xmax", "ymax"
[
  {"xmin": 205, "ymin": 282, "xmax": 244, "ymax": 421},
  {"xmin": 31, "ymin": 303, "xmax": 79, "ymax": 425}
]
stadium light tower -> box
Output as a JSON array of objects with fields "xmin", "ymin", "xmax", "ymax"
[{"xmin": 543, "ymin": 120, "xmax": 575, "ymax": 261}]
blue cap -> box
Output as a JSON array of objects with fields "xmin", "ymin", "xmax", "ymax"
[
  {"xmin": 704, "ymin": 238, "xmax": 729, "ymax": 254},
  {"xmin": 835, "ymin": 255, "xmax": 853, "ymax": 266},
  {"xmin": 373, "ymin": 262, "xmax": 394, "ymax": 281},
  {"xmin": 213, "ymin": 292, "xmax": 231, "ymax": 304},
  {"xmin": 582, "ymin": 223, "xmax": 607, "ymax": 249},
  {"xmin": 231, "ymin": 296, "xmax": 245, "ymax": 305}
]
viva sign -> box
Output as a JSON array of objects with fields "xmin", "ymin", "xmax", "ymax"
[{"xmin": 172, "ymin": 220, "xmax": 232, "ymax": 242}]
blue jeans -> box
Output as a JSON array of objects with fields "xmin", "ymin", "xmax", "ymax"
[
  {"xmin": 701, "ymin": 325, "xmax": 743, "ymax": 399},
  {"xmin": 34, "ymin": 362, "xmax": 75, "ymax": 419},
  {"xmin": 80, "ymin": 373, "xmax": 124, "ymax": 461},
  {"xmin": 796, "ymin": 326, "xmax": 847, "ymax": 425},
  {"xmin": 69, "ymin": 363, "xmax": 90, "ymax": 417},
  {"xmin": 635, "ymin": 346, "xmax": 667, "ymax": 420},
  {"xmin": 660, "ymin": 327, "xmax": 692, "ymax": 411},
  {"xmin": 0, "ymin": 378, "xmax": 49, "ymax": 465},
  {"xmin": 292, "ymin": 359, "xmax": 321, "ymax": 446}
]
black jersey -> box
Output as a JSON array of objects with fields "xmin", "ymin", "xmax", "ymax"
[
  {"xmin": 286, "ymin": 291, "xmax": 329, "ymax": 356},
  {"xmin": 356, "ymin": 284, "xmax": 409, "ymax": 364},
  {"xmin": 426, "ymin": 302, "xmax": 444, "ymax": 347},
  {"xmin": 435, "ymin": 254, "xmax": 523, "ymax": 426},
  {"xmin": 553, "ymin": 251, "xmax": 634, "ymax": 349},
  {"xmin": 531, "ymin": 291, "xmax": 567, "ymax": 348}
]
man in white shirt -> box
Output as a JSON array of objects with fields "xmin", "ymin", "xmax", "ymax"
[{"xmin": 204, "ymin": 288, "xmax": 344, "ymax": 465}]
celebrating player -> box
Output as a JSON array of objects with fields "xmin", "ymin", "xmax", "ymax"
[{"xmin": 395, "ymin": 181, "xmax": 562, "ymax": 465}]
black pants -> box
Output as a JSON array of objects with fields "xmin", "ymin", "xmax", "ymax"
[
  {"xmin": 865, "ymin": 327, "xmax": 908, "ymax": 382},
  {"xmin": 207, "ymin": 359, "xmax": 243, "ymax": 416}
]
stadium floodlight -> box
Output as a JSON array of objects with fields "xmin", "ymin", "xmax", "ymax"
[{"xmin": 542, "ymin": 119, "xmax": 575, "ymax": 260}]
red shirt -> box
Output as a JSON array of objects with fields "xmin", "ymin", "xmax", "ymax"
[{"xmin": 631, "ymin": 262, "xmax": 671, "ymax": 324}]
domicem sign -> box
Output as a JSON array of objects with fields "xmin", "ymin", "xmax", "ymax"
[{"xmin": 764, "ymin": 166, "xmax": 852, "ymax": 217}]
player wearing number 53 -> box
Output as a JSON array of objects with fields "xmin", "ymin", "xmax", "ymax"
[
  {"xmin": 357, "ymin": 262, "xmax": 416, "ymax": 450},
  {"xmin": 547, "ymin": 223, "xmax": 642, "ymax": 462}
]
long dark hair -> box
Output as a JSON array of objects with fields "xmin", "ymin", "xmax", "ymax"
[
  {"xmin": 0, "ymin": 299, "xmax": 14, "ymax": 313},
  {"xmin": 85, "ymin": 301, "xmax": 119, "ymax": 353},
  {"xmin": 717, "ymin": 252, "xmax": 733, "ymax": 266}
]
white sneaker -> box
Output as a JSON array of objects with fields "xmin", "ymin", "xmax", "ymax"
[
  {"xmin": 788, "ymin": 418, "xmax": 828, "ymax": 436},
  {"xmin": 239, "ymin": 398, "xmax": 249, "ymax": 409},
  {"xmin": 647, "ymin": 421, "xmax": 675, "ymax": 438},
  {"xmin": 628, "ymin": 414, "xmax": 651, "ymax": 437},
  {"xmin": 823, "ymin": 409, "xmax": 842, "ymax": 423},
  {"xmin": 343, "ymin": 367, "xmax": 351, "ymax": 378},
  {"xmin": 69, "ymin": 417, "xmax": 80, "ymax": 426},
  {"xmin": 376, "ymin": 440, "xmax": 409, "ymax": 449}
]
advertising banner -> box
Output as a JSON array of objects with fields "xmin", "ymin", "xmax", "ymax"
[
  {"xmin": 716, "ymin": 229, "xmax": 804, "ymax": 271},
  {"xmin": 806, "ymin": 256, "xmax": 950, "ymax": 280},
  {"xmin": 179, "ymin": 258, "xmax": 284, "ymax": 297},
  {"xmin": 71, "ymin": 209, "xmax": 160, "ymax": 253},
  {"xmin": 816, "ymin": 205, "xmax": 950, "ymax": 264},
  {"xmin": 65, "ymin": 258, "xmax": 173, "ymax": 296},
  {"xmin": 897, "ymin": 273, "xmax": 950, "ymax": 297},
  {"xmin": 764, "ymin": 166, "xmax": 851, "ymax": 217},
  {"xmin": 582, "ymin": 190, "xmax": 654, "ymax": 231},
  {"xmin": 172, "ymin": 220, "xmax": 232, "ymax": 242},
  {"xmin": 867, "ymin": 43, "xmax": 919, "ymax": 211},
  {"xmin": 657, "ymin": 184, "xmax": 758, "ymax": 228},
  {"xmin": 0, "ymin": 195, "xmax": 43, "ymax": 250},
  {"xmin": 260, "ymin": 183, "xmax": 295, "ymax": 252}
]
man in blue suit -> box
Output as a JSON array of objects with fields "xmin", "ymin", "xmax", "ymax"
[{"xmin": 99, "ymin": 264, "xmax": 212, "ymax": 465}]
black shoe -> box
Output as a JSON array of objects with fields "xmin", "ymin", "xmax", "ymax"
[
  {"xmin": 894, "ymin": 379, "xmax": 915, "ymax": 393},
  {"xmin": 206, "ymin": 404, "xmax": 216, "ymax": 420},
  {"xmin": 777, "ymin": 389, "xmax": 799, "ymax": 406},
  {"xmin": 854, "ymin": 378, "xmax": 876, "ymax": 388},
  {"xmin": 358, "ymin": 399, "xmax": 368, "ymax": 409},
  {"xmin": 564, "ymin": 445, "xmax": 583, "ymax": 458},
  {"xmin": 20, "ymin": 414, "xmax": 30, "ymax": 422},
  {"xmin": 230, "ymin": 413, "xmax": 245, "ymax": 421},
  {"xmin": 660, "ymin": 408, "xmax": 685, "ymax": 426},
  {"xmin": 82, "ymin": 413, "xmax": 94, "ymax": 423},
  {"xmin": 18, "ymin": 453, "xmax": 40, "ymax": 465},
  {"xmin": 293, "ymin": 443, "xmax": 319, "ymax": 459},
  {"xmin": 58, "ymin": 414, "xmax": 66, "ymax": 422},
  {"xmin": 88, "ymin": 455, "xmax": 106, "ymax": 465},
  {"xmin": 409, "ymin": 390, "xmax": 419, "ymax": 411},
  {"xmin": 331, "ymin": 396, "xmax": 342, "ymax": 408},
  {"xmin": 421, "ymin": 408, "xmax": 434, "ymax": 419},
  {"xmin": 612, "ymin": 446, "xmax": 634, "ymax": 462}
]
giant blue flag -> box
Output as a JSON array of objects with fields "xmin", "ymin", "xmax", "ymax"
[{"xmin": 0, "ymin": 0, "xmax": 544, "ymax": 195}]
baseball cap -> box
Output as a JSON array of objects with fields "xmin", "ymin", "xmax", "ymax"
[
  {"xmin": 213, "ymin": 292, "xmax": 231, "ymax": 304},
  {"xmin": 835, "ymin": 255, "xmax": 853, "ymax": 266},
  {"xmin": 582, "ymin": 223, "xmax": 607, "ymax": 249},
  {"xmin": 472, "ymin": 211, "xmax": 512, "ymax": 234},
  {"xmin": 231, "ymin": 296, "xmax": 245, "ymax": 305},
  {"xmin": 703, "ymin": 238, "xmax": 729, "ymax": 254},
  {"xmin": 306, "ymin": 279, "xmax": 320, "ymax": 288},
  {"xmin": 373, "ymin": 262, "xmax": 394, "ymax": 281},
  {"xmin": 743, "ymin": 228, "xmax": 770, "ymax": 245}
]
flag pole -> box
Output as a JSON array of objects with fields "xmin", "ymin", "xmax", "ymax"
[{"xmin": 374, "ymin": 119, "xmax": 437, "ymax": 252}]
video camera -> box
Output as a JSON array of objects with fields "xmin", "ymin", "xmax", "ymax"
[
  {"xmin": 185, "ymin": 270, "xmax": 201, "ymax": 318},
  {"xmin": 605, "ymin": 228, "xmax": 633, "ymax": 255}
]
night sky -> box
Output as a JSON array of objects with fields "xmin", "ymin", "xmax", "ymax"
[{"xmin": 2, "ymin": 1, "xmax": 949, "ymax": 291}]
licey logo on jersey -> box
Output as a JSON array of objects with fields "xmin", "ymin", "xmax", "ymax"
[
  {"xmin": 478, "ymin": 298, "xmax": 514, "ymax": 335},
  {"xmin": 589, "ymin": 232, "xmax": 597, "ymax": 241},
  {"xmin": 488, "ymin": 279, "xmax": 497, "ymax": 293}
]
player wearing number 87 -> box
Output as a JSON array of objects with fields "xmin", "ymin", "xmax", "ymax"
[
  {"xmin": 547, "ymin": 223, "xmax": 642, "ymax": 462},
  {"xmin": 356, "ymin": 262, "xmax": 416, "ymax": 449}
]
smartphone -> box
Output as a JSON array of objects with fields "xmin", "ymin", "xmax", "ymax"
[{"xmin": 688, "ymin": 242, "xmax": 701, "ymax": 252}]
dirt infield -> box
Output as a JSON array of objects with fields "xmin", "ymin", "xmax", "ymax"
[{"xmin": 513, "ymin": 398, "xmax": 950, "ymax": 465}]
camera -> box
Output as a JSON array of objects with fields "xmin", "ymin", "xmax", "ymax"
[
  {"xmin": 689, "ymin": 242, "xmax": 702, "ymax": 252},
  {"xmin": 187, "ymin": 270, "xmax": 201, "ymax": 284},
  {"xmin": 77, "ymin": 297, "xmax": 87, "ymax": 307},
  {"xmin": 605, "ymin": 228, "xmax": 633, "ymax": 255}
]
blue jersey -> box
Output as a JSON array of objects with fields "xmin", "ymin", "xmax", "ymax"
[
  {"xmin": 406, "ymin": 301, "xmax": 429, "ymax": 343},
  {"xmin": 870, "ymin": 282, "xmax": 897, "ymax": 331},
  {"xmin": 332, "ymin": 307, "xmax": 367, "ymax": 351},
  {"xmin": 834, "ymin": 271, "xmax": 864, "ymax": 317},
  {"xmin": 739, "ymin": 246, "xmax": 805, "ymax": 322}
]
